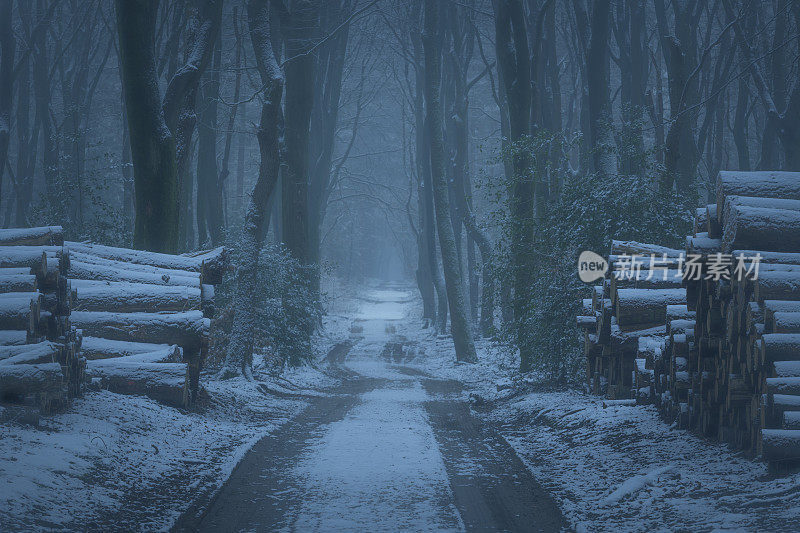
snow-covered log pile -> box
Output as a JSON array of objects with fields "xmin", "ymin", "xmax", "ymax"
[
  {"xmin": 0, "ymin": 226, "xmax": 84, "ymax": 415},
  {"xmin": 675, "ymin": 171, "xmax": 800, "ymax": 471},
  {"xmin": 0, "ymin": 227, "xmax": 228, "ymax": 415},
  {"xmin": 579, "ymin": 171, "xmax": 800, "ymax": 472},
  {"xmin": 64, "ymin": 241, "xmax": 226, "ymax": 407},
  {"xmin": 579, "ymin": 240, "xmax": 685, "ymax": 400}
]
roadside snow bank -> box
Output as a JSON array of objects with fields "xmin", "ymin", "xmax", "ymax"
[
  {"xmin": 396, "ymin": 314, "xmax": 800, "ymax": 531},
  {"xmin": 0, "ymin": 364, "xmax": 337, "ymax": 531}
]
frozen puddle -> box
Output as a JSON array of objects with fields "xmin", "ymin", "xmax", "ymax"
[{"xmin": 290, "ymin": 379, "xmax": 462, "ymax": 531}]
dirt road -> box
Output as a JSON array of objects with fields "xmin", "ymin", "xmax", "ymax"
[{"xmin": 174, "ymin": 287, "xmax": 562, "ymax": 532}]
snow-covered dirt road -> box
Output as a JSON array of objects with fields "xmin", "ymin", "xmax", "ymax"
[{"xmin": 176, "ymin": 286, "xmax": 562, "ymax": 532}]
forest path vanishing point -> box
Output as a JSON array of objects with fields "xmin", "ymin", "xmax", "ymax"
[{"xmin": 174, "ymin": 285, "xmax": 563, "ymax": 532}]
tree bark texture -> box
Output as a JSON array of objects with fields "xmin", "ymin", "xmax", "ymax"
[{"xmin": 424, "ymin": 0, "xmax": 476, "ymax": 363}]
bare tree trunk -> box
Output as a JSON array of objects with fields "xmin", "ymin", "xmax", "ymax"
[
  {"xmin": 410, "ymin": 24, "xmax": 440, "ymax": 328},
  {"xmin": 220, "ymin": 8, "xmax": 244, "ymax": 229},
  {"xmin": 733, "ymin": 78, "xmax": 750, "ymax": 170},
  {"xmin": 0, "ymin": 0, "xmax": 13, "ymax": 206},
  {"xmin": 235, "ymin": 102, "xmax": 247, "ymax": 218},
  {"xmin": 309, "ymin": 0, "xmax": 351, "ymax": 300},
  {"xmin": 116, "ymin": 0, "xmax": 180, "ymax": 253},
  {"xmin": 161, "ymin": 0, "xmax": 222, "ymax": 250},
  {"xmin": 655, "ymin": 0, "xmax": 700, "ymax": 194},
  {"xmin": 587, "ymin": 0, "xmax": 613, "ymax": 176},
  {"xmin": 117, "ymin": 0, "xmax": 220, "ymax": 253},
  {"xmin": 281, "ymin": 0, "xmax": 317, "ymax": 267},
  {"xmin": 14, "ymin": 11, "xmax": 38, "ymax": 229},
  {"xmin": 221, "ymin": 0, "xmax": 284, "ymax": 378},
  {"xmin": 495, "ymin": 0, "xmax": 535, "ymax": 371},
  {"xmin": 424, "ymin": 0, "xmax": 476, "ymax": 363},
  {"xmin": 121, "ymin": 111, "xmax": 134, "ymax": 234},
  {"xmin": 196, "ymin": 43, "xmax": 223, "ymax": 246}
]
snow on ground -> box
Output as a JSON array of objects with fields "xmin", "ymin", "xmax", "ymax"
[
  {"xmin": 279, "ymin": 280, "xmax": 464, "ymax": 531},
  {"xmin": 0, "ymin": 342, "xmax": 344, "ymax": 531},
  {"xmin": 394, "ymin": 300, "xmax": 800, "ymax": 532},
  {"xmin": 8, "ymin": 279, "xmax": 800, "ymax": 531},
  {"xmin": 290, "ymin": 375, "xmax": 461, "ymax": 531}
]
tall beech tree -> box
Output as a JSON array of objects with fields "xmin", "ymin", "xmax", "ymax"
[
  {"xmin": 116, "ymin": 0, "xmax": 221, "ymax": 252},
  {"xmin": 494, "ymin": 0, "xmax": 535, "ymax": 371},
  {"xmin": 222, "ymin": 0, "xmax": 285, "ymax": 377},
  {"xmin": 423, "ymin": 0, "xmax": 476, "ymax": 363},
  {"xmin": 280, "ymin": 0, "xmax": 318, "ymax": 267},
  {"xmin": 116, "ymin": 0, "xmax": 180, "ymax": 252},
  {"xmin": 0, "ymin": 0, "xmax": 13, "ymax": 207}
]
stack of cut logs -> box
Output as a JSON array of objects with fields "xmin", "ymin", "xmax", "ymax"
[
  {"xmin": 0, "ymin": 226, "xmax": 83, "ymax": 414},
  {"xmin": 0, "ymin": 226, "xmax": 227, "ymax": 413},
  {"xmin": 579, "ymin": 171, "xmax": 800, "ymax": 471},
  {"xmin": 579, "ymin": 240, "xmax": 687, "ymax": 401}
]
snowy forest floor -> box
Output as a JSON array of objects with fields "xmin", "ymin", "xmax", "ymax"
[{"xmin": 2, "ymin": 281, "xmax": 800, "ymax": 531}]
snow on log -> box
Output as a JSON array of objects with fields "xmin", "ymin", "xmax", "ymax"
[
  {"xmin": 0, "ymin": 226, "xmax": 63, "ymax": 246},
  {"xmin": 716, "ymin": 171, "xmax": 800, "ymax": 215},
  {"xmin": 762, "ymin": 429, "xmax": 800, "ymax": 461},
  {"xmin": 65, "ymin": 242, "xmax": 228, "ymax": 284},
  {"xmin": 86, "ymin": 359, "xmax": 188, "ymax": 407},
  {"xmin": 70, "ymin": 251, "xmax": 202, "ymax": 282},
  {"xmin": 784, "ymin": 412, "xmax": 800, "ymax": 430},
  {"xmin": 0, "ymin": 362, "xmax": 64, "ymax": 396},
  {"xmin": 638, "ymin": 336, "xmax": 665, "ymax": 358},
  {"xmin": 615, "ymin": 288, "xmax": 687, "ymax": 326},
  {"xmin": 0, "ymin": 330, "xmax": 27, "ymax": 346},
  {"xmin": 72, "ymin": 280, "xmax": 201, "ymax": 313},
  {"xmin": 0, "ymin": 273, "xmax": 36, "ymax": 293},
  {"xmin": 731, "ymin": 250, "xmax": 800, "ymax": 265},
  {"xmin": 668, "ymin": 319, "xmax": 695, "ymax": 336},
  {"xmin": 723, "ymin": 196, "xmax": 800, "ymax": 227},
  {"xmin": 772, "ymin": 394, "xmax": 800, "ymax": 411},
  {"xmin": 0, "ymin": 343, "xmax": 43, "ymax": 361},
  {"xmin": 0, "ymin": 247, "xmax": 49, "ymax": 271},
  {"xmin": 767, "ymin": 377, "xmax": 800, "ymax": 396},
  {"xmin": 754, "ymin": 272, "xmax": 800, "ymax": 303},
  {"xmin": 0, "ymin": 292, "xmax": 41, "ymax": 331},
  {"xmin": 706, "ymin": 204, "xmax": 721, "ymax": 239},
  {"xmin": 694, "ymin": 207, "xmax": 708, "ymax": 236},
  {"xmin": 599, "ymin": 466, "xmax": 673, "ymax": 506},
  {"xmin": 686, "ymin": 233, "xmax": 722, "ymax": 255},
  {"xmin": 771, "ymin": 312, "xmax": 800, "ymax": 334},
  {"xmin": 722, "ymin": 205, "xmax": 800, "ymax": 253},
  {"xmin": 610, "ymin": 240, "xmax": 682, "ymax": 257},
  {"xmin": 765, "ymin": 301, "xmax": 800, "ymax": 324},
  {"xmin": 68, "ymin": 260, "xmax": 200, "ymax": 287},
  {"xmin": 0, "ymin": 342, "xmax": 60, "ymax": 365},
  {"xmin": 577, "ymin": 315, "xmax": 597, "ymax": 331},
  {"xmin": 0, "ymin": 267, "xmax": 33, "ymax": 275},
  {"xmin": 772, "ymin": 361, "xmax": 800, "ymax": 378},
  {"xmin": 762, "ymin": 334, "xmax": 800, "ymax": 363},
  {"xmin": 109, "ymin": 349, "xmax": 179, "ymax": 364},
  {"xmin": 674, "ymin": 371, "xmax": 690, "ymax": 384},
  {"xmin": 81, "ymin": 336, "xmax": 182, "ymax": 361},
  {"xmin": 608, "ymin": 255, "xmax": 683, "ymax": 271},
  {"xmin": 70, "ymin": 311, "xmax": 209, "ymax": 351},
  {"xmin": 666, "ymin": 305, "xmax": 695, "ymax": 322},
  {"xmin": 611, "ymin": 270, "xmax": 683, "ymax": 291},
  {"xmin": 757, "ymin": 264, "xmax": 800, "ymax": 274}
]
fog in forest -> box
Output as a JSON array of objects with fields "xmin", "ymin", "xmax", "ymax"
[{"xmin": 4, "ymin": 1, "xmax": 800, "ymax": 531}]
